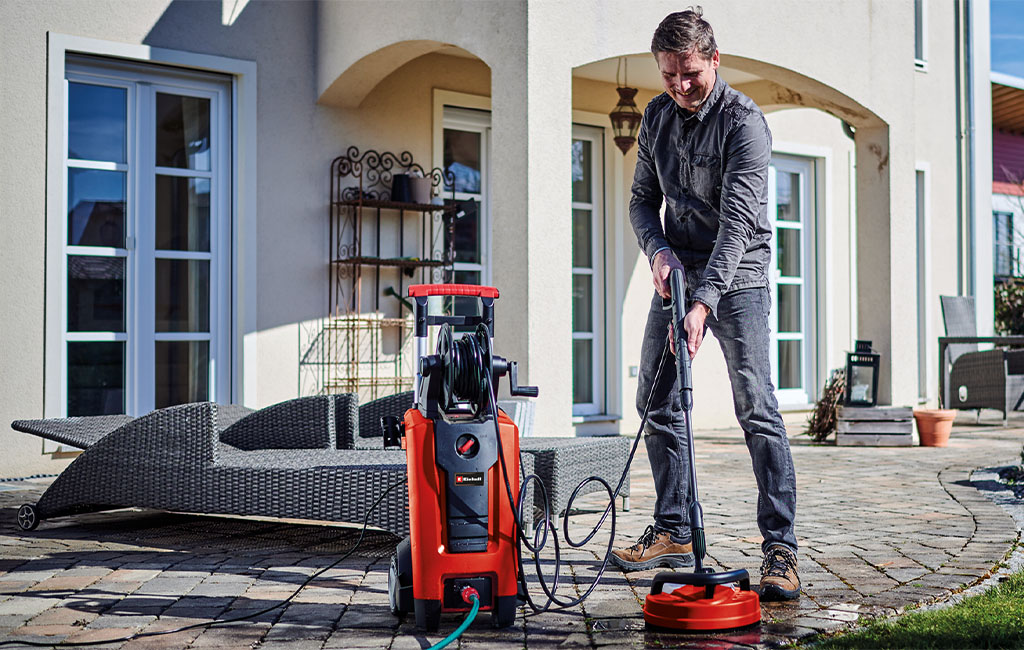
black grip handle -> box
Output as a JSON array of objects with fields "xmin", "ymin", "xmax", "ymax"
[
  {"xmin": 668, "ymin": 269, "xmax": 693, "ymax": 408},
  {"xmin": 649, "ymin": 568, "xmax": 751, "ymax": 595}
]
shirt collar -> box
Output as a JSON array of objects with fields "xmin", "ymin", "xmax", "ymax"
[{"xmin": 676, "ymin": 73, "xmax": 725, "ymax": 122}]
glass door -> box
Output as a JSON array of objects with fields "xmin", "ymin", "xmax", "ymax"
[
  {"xmin": 63, "ymin": 59, "xmax": 230, "ymax": 417},
  {"xmin": 442, "ymin": 107, "xmax": 490, "ymax": 327},
  {"xmin": 768, "ymin": 155, "xmax": 814, "ymax": 405},
  {"xmin": 571, "ymin": 124, "xmax": 604, "ymax": 415}
]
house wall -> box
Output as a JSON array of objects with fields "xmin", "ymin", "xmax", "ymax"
[{"xmin": 0, "ymin": 0, "xmax": 989, "ymax": 477}]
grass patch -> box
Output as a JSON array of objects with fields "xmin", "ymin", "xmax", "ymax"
[{"xmin": 814, "ymin": 568, "xmax": 1024, "ymax": 649}]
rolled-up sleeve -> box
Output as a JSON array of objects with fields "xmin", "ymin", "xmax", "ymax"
[
  {"xmin": 629, "ymin": 109, "xmax": 669, "ymax": 266},
  {"xmin": 691, "ymin": 113, "xmax": 771, "ymax": 315}
]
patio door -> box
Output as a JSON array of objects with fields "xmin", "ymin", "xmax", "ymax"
[
  {"xmin": 60, "ymin": 58, "xmax": 231, "ymax": 417},
  {"xmin": 571, "ymin": 124, "xmax": 605, "ymax": 415},
  {"xmin": 768, "ymin": 155, "xmax": 816, "ymax": 406}
]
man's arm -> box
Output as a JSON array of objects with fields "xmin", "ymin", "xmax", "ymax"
[
  {"xmin": 690, "ymin": 113, "xmax": 772, "ymax": 317},
  {"xmin": 629, "ymin": 108, "xmax": 670, "ymax": 267}
]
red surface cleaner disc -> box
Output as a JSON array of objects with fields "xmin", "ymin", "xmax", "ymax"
[{"xmin": 643, "ymin": 583, "xmax": 761, "ymax": 631}]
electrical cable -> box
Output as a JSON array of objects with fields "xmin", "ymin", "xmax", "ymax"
[
  {"xmin": 442, "ymin": 323, "xmax": 670, "ymax": 614},
  {"xmin": 0, "ymin": 477, "xmax": 409, "ymax": 649}
]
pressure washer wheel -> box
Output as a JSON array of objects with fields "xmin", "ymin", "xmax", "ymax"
[
  {"xmin": 388, "ymin": 537, "xmax": 413, "ymax": 616},
  {"xmin": 17, "ymin": 504, "xmax": 39, "ymax": 532}
]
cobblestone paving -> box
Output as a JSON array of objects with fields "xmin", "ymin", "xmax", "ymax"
[{"xmin": 0, "ymin": 417, "xmax": 1022, "ymax": 649}]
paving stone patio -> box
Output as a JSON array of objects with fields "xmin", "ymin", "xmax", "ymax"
[{"xmin": 0, "ymin": 414, "xmax": 1022, "ymax": 649}]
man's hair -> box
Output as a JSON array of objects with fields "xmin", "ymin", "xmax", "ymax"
[{"xmin": 651, "ymin": 6, "xmax": 717, "ymax": 59}]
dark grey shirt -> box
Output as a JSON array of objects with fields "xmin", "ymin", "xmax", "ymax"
[{"xmin": 629, "ymin": 74, "xmax": 773, "ymax": 317}]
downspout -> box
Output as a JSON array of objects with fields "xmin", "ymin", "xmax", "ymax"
[
  {"xmin": 954, "ymin": 0, "xmax": 964, "ymax": 295},
  {"xmin": 965, "ymin": 0, "xmax": 977, "ymax": 298}
]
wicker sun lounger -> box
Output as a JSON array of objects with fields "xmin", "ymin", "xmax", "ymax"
[
  {"xmin": 12, "ymin": 397, "xmax": 412, "ymax": 534},
  {"xmin": 13, "ymin": 395, "xmax": 536, "ymax": 536}
]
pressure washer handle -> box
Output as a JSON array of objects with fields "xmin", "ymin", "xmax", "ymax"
[
  {"xmin": 408, "ymin": 284, "xmax": 498, "ymax": 338},
  {"xmin": 668, "ymin": 269, "xmax": 693, "ymax": 409}
]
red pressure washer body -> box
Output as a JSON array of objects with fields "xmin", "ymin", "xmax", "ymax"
[
  {"xmin": 402, "ymin": 404, "xmax": 521, "ymax": 629},
  {"xmin": 388, "ymin": 284, "xmax": 535, "ymax": 631}
]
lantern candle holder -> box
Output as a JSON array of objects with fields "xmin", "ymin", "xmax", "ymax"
[{"xmin": 844, "ymin": 340, "xmax": 880, "ymax": 407}]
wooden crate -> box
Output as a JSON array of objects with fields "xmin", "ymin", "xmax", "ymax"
[{"xmin": 836, "ymin": 406, "xmax": 914, "ymax": 446}]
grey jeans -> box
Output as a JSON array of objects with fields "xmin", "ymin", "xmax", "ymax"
[{"xmin": 636, "ymin": 287, "xmax": 798, "ymax": 554}]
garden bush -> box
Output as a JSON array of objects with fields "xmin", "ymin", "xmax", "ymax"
[{"xmin": 994, "ymin": 277, "xmax": 1024, "ymax": 335}]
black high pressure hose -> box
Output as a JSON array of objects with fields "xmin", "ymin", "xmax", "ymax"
[{"xmin": 444, "ymin": 325, "xmax": 671, "ymax": 613}]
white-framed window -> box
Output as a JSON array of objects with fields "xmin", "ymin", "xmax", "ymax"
[
  {"xmin": 914, "ymin": 0, "xmax": 928, "ymax": 70},
  {"xmin": 56, "ymin": 56, "xmax": 231, "ymax": 416},
  {"xmin": 442, "ymin": 107, "xmax": 491, "ymax": 325},
  {"xmin": 571, "ymin": 124, "xmax": 605, "ymax": 416},
  {"xmin": 768, "ymin": 155, "xmax": 816, "ymax": 406}
]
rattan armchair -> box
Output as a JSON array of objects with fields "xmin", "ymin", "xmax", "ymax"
[{"xmin": 939, "ymin": 295, "xmax": 1024, "ymax": 421}]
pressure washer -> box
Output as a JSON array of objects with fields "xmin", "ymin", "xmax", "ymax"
[
  {"xmin": 387, "ymin": 284, "xmax": 536, "ymax": 631},
  {"xmin": 387, "ymin": 277, "xmax": 760, "ymax": 640}
]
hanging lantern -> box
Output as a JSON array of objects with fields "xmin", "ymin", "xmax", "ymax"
[
  {"xmin": 609, "ymin": 57, "xmax": 642, "ymax": 155},
  {"xmin": 844, "ymin": 340, "xmax": 880, "ymax": 407}
]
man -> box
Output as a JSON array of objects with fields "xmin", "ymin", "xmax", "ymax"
[{"xmin": 609, "ymin": 7, "xmax": 800, "ymax": 601}]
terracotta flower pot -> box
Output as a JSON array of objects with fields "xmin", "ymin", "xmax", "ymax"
[{"xmin": 913, "ymin": 409, "xmax": 956, "ymax": 447}]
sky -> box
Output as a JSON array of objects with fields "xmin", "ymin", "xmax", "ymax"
[{"xmin": 992, "ymin": 0, "xmax": 1024, "ymax": 77}]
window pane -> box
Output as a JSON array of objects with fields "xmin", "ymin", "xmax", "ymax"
[
  {"xmin": 155, "ymin": 259, "xmax": 210, "ymax": 332},
  {"xmin": 572, "ymin": 339, "xmax": 593, "ymax": 404},
  {"xmin": 777, "ymin": 228, "xmax": 801, "ymax": 277},
  {"xmin": 452, "ymin": 270, "xmax": 481, "ymax": 333},
  {"xmin": 68, "ymin": 255, "xmax": 125, "ymax": 332},
  {"xmin": 68, "ymin": 82, "xmax": 126, "ymax": 163},
  {"xmin": 777, "ymin": 284, "xmax": 802, "ymax": 333},
  {"xmin": 68, "ymin": 169, "xmax": 125, "ymax": 248},
  {"xmin": 156, "ymin": 93, "xmax": 211, "ymax": 170},
  {"xmin": 778, "ymin": 340, "xmax": 801, "ymax": 390},
  {"xmin": 156, "ymin": 176, "xmax": 211, "ymax": 251},
  {"xmin": 571, "ymin": 140, "xmax": 592, "ymax": 203},
  {"xmin": 155, "ymin": 341, "xmax": 210, "ymax": 408},
  {"xmin": 68, "ymin": 341, "xmax": 124, "ymax": 416},
  {"xmin": 572, "ymin": 274, "xmax": 593, "ymax": 333},
  {"xmin": 776, "ymin": 172, "xmax": 800, "ymax": 222},
  {"xmin": 572, "ymin": 209, "xmax": 593, "ymax": 268},
  {"xmin": 448, "ymin": 199, "xmax": 480, "ymax": 264},
  {"xmin": 444, "ymin": 129, "xmax": 481, "ymax": 193}
]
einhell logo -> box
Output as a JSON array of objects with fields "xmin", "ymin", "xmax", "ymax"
[{"xmin": 454, "ymin": 472, "xmax": 484, "ymax": 486}]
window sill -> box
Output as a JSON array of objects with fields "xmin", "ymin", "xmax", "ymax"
[{"xmin": 572, "ymin": 413, "xmax": 621, "ymax": 424}]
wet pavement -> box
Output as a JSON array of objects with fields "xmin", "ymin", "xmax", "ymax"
[{"xmin": 1, "ymin": 414, "xmax": 1022, "ymax": 649}]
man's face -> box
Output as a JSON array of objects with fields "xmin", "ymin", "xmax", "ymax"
[{"xmin": 656, "ymin": 49, "xmax": 720, "ymax": 113}]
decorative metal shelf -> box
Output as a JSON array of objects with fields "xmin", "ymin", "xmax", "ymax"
[
  {"xmin": 333, "ymin": 198, "xmax": 455, "ymax": 213},
  {"xmin": 312, "ymin": 146, "xmax": 455, "ymax": 402}
]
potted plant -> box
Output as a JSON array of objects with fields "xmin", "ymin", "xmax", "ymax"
[{"xmin": 913, "ymin": 409, "xmax": 957, "ymax": 447}]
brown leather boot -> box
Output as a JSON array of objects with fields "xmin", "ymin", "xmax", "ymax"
[
  {"xmin": 760, "ymin": 545, "xmax": 800, "ymax": 600},
  {"xmin": 610, "ymin": 525, "xmax": 693, "ymax": 571}
]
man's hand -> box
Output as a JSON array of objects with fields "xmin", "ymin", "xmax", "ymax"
[
  {"xmin": 682, "ymin": 302, "xmax": 710, "ymax": 359},
  {"xmin": 668, "ymin": 303, "xmax": 710, "ymax": 359},
  {"xmin": 652, "ymin": 249, "xmax": 685, "ymax": 299}
]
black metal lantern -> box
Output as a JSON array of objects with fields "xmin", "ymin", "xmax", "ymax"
[
  {"xmin": 844, "ymin": 340, "xmax": 880, "ymax": 407},
  {"xmin": 609, "ymin": 58, "xmax": 641, "ymax": 155}
]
